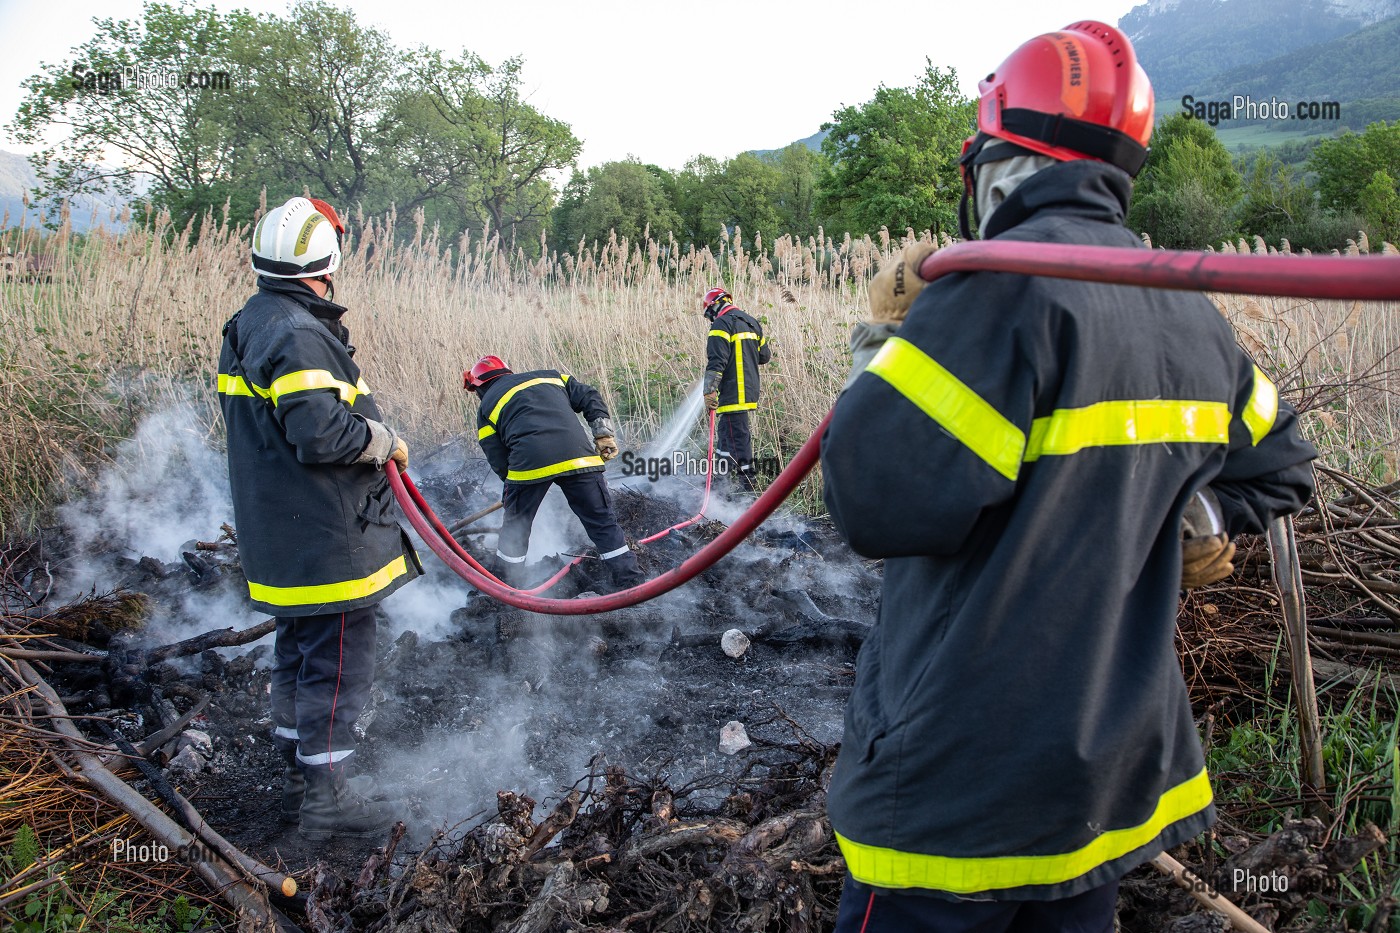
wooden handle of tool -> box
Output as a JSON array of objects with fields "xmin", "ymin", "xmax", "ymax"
[
  {"xmin": 1151, "ymin": 853, "xmax": 1271, "ymax": 933},
  {"xmin": 447, "ymin": 500, "xmax": 503, "ymax": 534}
]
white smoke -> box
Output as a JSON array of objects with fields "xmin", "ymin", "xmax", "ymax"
[{"xmin": 58, "ymin": 404, "xmax": 233, "ymax": 575}]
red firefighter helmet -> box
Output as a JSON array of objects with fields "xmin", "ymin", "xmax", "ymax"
[
  {"xmin": 464, "ymin": 355, "xmax": 511, "ymax": 391},
  {"xmin": 702, "ymin": 286, "xmax": 732, "ymax": 321},
  {"xmin": 966, "ymin": 21, "xmax": 1154, "ymax": 177}
]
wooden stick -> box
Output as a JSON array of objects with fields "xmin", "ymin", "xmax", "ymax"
[
  {"xmin": 447, "ymin": 500, "xmax": 503, "ymax": 534},
  {"xmin": 0, "ymin": 648, "xmax": 103, "ymax": 663},
  {"xmin": 13, "ymin": 659, "xmax": 279, "ymax": 923},
  {"xmin": 168, "ymin": 786, "xmax": 299, "ymax": 898},
  {"xmin": 1268, "ymin": 515, "xmax": 1327, "ymax": 811},
  {"xmin": 144, "ymin": 618, "xmax": 276, "ymax": 663},
  {"xmin": 1151, "ymin": 852, "xmax": 1272, "ymax": 933}
]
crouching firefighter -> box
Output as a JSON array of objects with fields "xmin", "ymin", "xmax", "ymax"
[
  {"xmin": 464, "ymin": 355, "xmax": 644, "ymax": 592},
  {"xmin": 701, "ymin": 286, "xmax": 772, "ymax": 491},
  {"xmin": 219, "ymin": 195, "xmax": 420, "ymax": 841}
]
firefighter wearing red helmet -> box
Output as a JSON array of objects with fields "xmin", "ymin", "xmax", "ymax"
[
  {"xmin": 820, "ymin": 23, "xmax": 1316, "ymax": 930},
  {"xmin": 219, "ymin": 195, "xmax": 417, "ymax": 843},
  {"xmin": 700, "ymin": 286, "xmax": 772, "ymax": 491},
  {"xmin": 464, "ymin": 355, "xmax": 643, "ymax": 592}
]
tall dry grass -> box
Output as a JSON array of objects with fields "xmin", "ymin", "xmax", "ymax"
[{"xmin": 1, "ymin": 205, "xmax": 1397, "ymax": 533}]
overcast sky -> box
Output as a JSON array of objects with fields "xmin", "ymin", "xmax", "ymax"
[{"xmin": 0, "ymin": 0, "xmax": 1138, "ymax": 170}]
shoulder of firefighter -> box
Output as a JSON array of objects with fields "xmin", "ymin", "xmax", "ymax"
[
  {"xmin": 704, "ymin": 305, "xmax": 771, "ymax": 414},
  {"xmin": 818, "ymin": 160, "xmax": 1317, "ymax": 901},
  {"xmin": 217, "ymin": 279, "xmax": 421, "ymax": 618},
  {"xmin": 475, "ymin": 368, "xmax": 610, "ymax": 485}
]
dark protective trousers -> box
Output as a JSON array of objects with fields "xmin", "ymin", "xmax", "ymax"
[
  {"xmin": 717, "ymin": 411, "xmax": 755, "ymax": 488},
  {"xmin": 834, "ymin": 878, "xmax": 1119, "ymax": 933},
  {"xmin": 271, "ymin": 606, "xmax": 377, "ymax": 770},
  {"xmin": 497, "ymin": 472, "xmax": 640, "ymax": 575}
]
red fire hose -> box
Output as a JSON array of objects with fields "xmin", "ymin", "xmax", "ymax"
[{"xmin": 390, "ymin": 243, "xmax": 1400, "ymax": 616}]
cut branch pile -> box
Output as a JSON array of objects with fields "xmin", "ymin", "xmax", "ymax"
[
  {"xmin": 307, "ymin": 715, "xmax": 844, "ymax": 932},
  {"xmin": 1178, "ymin": 468, "xmax": 1400, "ymax": 709}
]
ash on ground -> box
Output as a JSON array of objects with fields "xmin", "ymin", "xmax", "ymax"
[{"xmin": 44, "ymin": 453, "xmax": 880, "ymax": 882}]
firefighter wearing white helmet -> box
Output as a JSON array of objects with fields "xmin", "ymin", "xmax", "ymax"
[
  {"xmin": 218, "ymin": 194, "xmax": 419, "ymax": 843},
  {"xmin": 250, "ymin": 195, "xmax": 343, "ymax": 280}
]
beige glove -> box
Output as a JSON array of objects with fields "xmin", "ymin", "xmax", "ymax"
[
  {"xmin": 595, "ymin": 436, "xmax": 618, "ymax": 461},
  {"xmin": 868, "ymin": 240, "xmax": 938, "ymax": 324},
  {"xmin": 390, "ymin": 436, "xmax": 409, "ymax": 470},
  {"xmin": 704, "ymin": 391, "xmax": 719, "ymax": 411},
  {"xmin": 1182, "ymin": 534, "xmax": 1235, "ymax": 589}
]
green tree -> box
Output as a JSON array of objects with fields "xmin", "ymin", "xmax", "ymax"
[
  {"xmin": 1308, "ymin": 121, "xmax": 1400, "ymax": 214},
  {"xmin": 670, "ymin": 155, "xmax": 726, "ymax": 246},
  {"xmin": 1127, "ymin": 114, "xmax": 1241, "ymax": 248},
  {"xmin": 8, "ymin": 2, "xmax": 255, "ymax": 227},
  {"xmin": 404, "ymin": 50, "xmax": 581, "ymax": 245},
  {"xmin": 709, "ymin": 152, "xmax": 783, "ymax": 245},
  {"xmin": 550, "ymin": 159, "xmax": 681, "ymax": 249},
  {"xmin": 1235, "ymin": 154, "xmax": 1312, "ymax": 246},
  {"xmin": 816, "ymin": 64, "xmax": 974, "ymax": 238},
  {"xmin": 1357, "ymin": 170, "xmax": 1400, "ymax": 244},
  {"xmin": 229, "ymin": 2, "xmax": 401, "ymax": 208},
  {"xmin": 768, "ymin": 143, "xmax": 825, "ymax": 240}
]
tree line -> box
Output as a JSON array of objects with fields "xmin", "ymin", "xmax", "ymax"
[{"xmin": 9, "ymin": 2, "xmax": 1397, "ymax": 254}]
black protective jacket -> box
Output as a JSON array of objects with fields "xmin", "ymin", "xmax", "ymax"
[
  {"xmin": 476, "ymin": 370, "xmax": 609, "ymax": 484},
  {"xmin": 705, "ymin": 304, "xmax": 771, "ymax": 412},
  {"xmin": 820, "ymin": 161, "xmax": 1316, "ymax": 900},
  {"xmin": 218, "ymin": 277, "xmax": 420, "ymax": 617}
]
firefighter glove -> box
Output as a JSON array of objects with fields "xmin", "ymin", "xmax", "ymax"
[
  {"xmin": 704, "ymin": 391, "xmax": 719, "ymax": 411},
  {"xmin": 1181, "ymin": 533, "xmax": 1235, "ymax": 590},
  {"xmin": 595, "ymin": 436, "xmax": 619, "ymax": 461},
  {"xmin": 868, "ymin": 240, "xmax": 938, "ymax": 324},
  {"xmin": 356, "ymin": 418, "xmax": 404, "ymax": 470}
]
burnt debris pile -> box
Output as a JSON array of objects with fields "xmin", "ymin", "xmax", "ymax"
[{"xmin": 308, "ymin": 718, "xmax": 843, "ymax": 932}]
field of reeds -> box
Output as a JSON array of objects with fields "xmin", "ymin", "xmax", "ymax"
[
  {"xmin": 0, "ymin": 204, "xmax": 1397, "ymax": 535},
  {"xmin": 1, "ymin": 207, "xmax": 1399, "ymax": 929}
]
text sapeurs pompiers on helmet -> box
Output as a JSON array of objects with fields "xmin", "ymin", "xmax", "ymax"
[
  {"xmin": 250, "ymin": 196, "xmax": 347, "ymax": 279},
  {"xmin": 958, "ymin": 20, "xmax": 1155, "ymax": 239}
]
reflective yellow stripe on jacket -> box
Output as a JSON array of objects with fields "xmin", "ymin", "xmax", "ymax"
[
  {"xmin": 1241, "ymin": 365, "xmax": 1279, "ymax": 445},
  {"xmin": 836, "ymin": 768, "xmax": 1212, "ymax": 893},
  {"xmin": 1024, "ymin": 400, "xmax": 1231, "ymax": 461},
  {"xmin": 506, "ymin": 455, "xmax": 605, "ymax": 483},
  {"xmin": 867, "ymin": 338, "xmax": 1026, "ymax": 481},
  {"xmin": 488, "ymin": 377, "xmax": 566, "ymax": 425},
  {"xmin": 247, "ymin": 555, "xmax": 409, "ymax": 608},
  {"xmin": 218, "ymin": 370, "xmax": 370, "ymax": 407},
  {"xmin": 867, "ymin": 338, "xmax": 1272, "ymax": 479}
]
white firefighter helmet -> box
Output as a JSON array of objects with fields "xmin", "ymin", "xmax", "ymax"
[{"xmin": 250, "ymin": 196, "xmax": 341, "ymax": 279}]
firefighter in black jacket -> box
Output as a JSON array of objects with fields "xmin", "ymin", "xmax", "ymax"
[
  {"xmin": 465, "ymin": 355, "xmax": 644, "ymax": 592},
  {"xmin": 219, "ymin": 196, "xmax": 418, "ymax": 841},
  {"xmin": 701, "ymin": 287, "xmax": 771, "ymax": 490},
  {"xmin": 820, "ymin": 23, "xmax": 1316, "ymax": 932}
]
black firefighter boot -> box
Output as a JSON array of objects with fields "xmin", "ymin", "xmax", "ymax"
[
  {"xmin": 606, "ymin": 550, "xmax": 646, "ymax": 593},
  {"xmin": 274, "ymin": 738, "xmax": 305, "ymax": 824},
  {"xmin": 298, "ymin": 763, "xmax": 397, "ymax": 840}
]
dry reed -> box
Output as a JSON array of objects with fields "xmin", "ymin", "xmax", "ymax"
[{"xmin": 1, "ymin": 204, "xmax": 1396, "ymax": 532}]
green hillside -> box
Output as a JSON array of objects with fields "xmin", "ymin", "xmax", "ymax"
[
  {"xmin": 1193, "ymin": 13, "xmax": 1400, "ymax": 120},
  {"xmin": 1124, "ymin": 0, "xmax": 1372, "ymax": 101}
]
